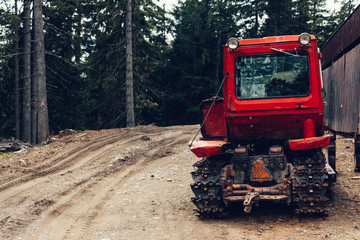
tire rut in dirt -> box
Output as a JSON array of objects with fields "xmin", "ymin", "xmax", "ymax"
[
  {"xmin": 0, "ymin": 130, "xmax": 168, "ymax": 193},
  {"xmin": 71, "ymin": 136, "xmax": 192, "ymax": 237},
  {"xmin": 24, "ymin": 134, "xmax": 191, "ymax": 239},
  {"xmin": 0, "ymin": 132, "xmax": 123, "ymax": 192}
]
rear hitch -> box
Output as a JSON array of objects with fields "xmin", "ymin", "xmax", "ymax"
[{"xmin": 243, "ymin": 192, "xmax": 260, "ymax": 213}]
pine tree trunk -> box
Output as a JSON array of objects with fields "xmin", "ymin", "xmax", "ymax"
[
  {"xmin": 34, "ymin": 0, "xmax": 49, "ymax": 143},
  {"xmin": 14, "ymin": 0, "xmax": 20, "ymax": 140},
  {"xmin": 215, "ymin": 32, "xmax": 221, "ymax": 84},
  {"xmin": 74, "ymin": 0, "xmax": 82, "ymax": 63},
  {"xmin": 254, "ymin": 0, "xmax": 259, "ymax": 37},
  {"xmin": 22, "ymin": 0, "xmax": 31, "ymax": 143},
  {"xmin": 215, "ymin": 0, "xmax": 221, "ymax": 84},
  {"xmin": 31, "ymin": 14, "xmax": 38, "ymax": 144},
  {"xmin": 271, "ymin": 0, "xmax": 279, "ymax": 36},
  {"xmin": 125, "ymin": 0, "xmax": 135, "ymax": 127}
]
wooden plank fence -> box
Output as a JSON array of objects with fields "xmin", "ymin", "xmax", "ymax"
[{"xmin": 322, "ymin": 5, "xmax": 360, "ymax": 134}]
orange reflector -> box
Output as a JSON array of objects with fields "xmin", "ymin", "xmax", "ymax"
[{"xmin": 251, "ymin": 159, "xmax": 272, "ymax": 182}]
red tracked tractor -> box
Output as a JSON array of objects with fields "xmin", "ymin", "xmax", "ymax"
[{"xmin": 189, "ymin": 33, "xmax": 336, "ymax": 217}]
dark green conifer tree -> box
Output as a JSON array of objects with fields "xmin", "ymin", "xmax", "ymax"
[
  {"xmin": 83, "ymin": 0, "xmax": 169, "ymax": 128},
  {"xmin": 240, "ymin": 0, "xmax": 267, "ymax": 38},
  {"xmin": 261, "ymin": 0, "xmax": 294, "ymax": 36},
  {"xmin": 159, "ymin": 0, "xmax": 242, "ymax": 125},
  {"xmin": 42, "ymin": 0, "xmax": 88, "ymax": 133}
]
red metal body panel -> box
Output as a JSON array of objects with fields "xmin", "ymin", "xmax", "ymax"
[
  {"xmin": 226, "ymin": 113, "xmax": 323, "ymax": 141},
  {"xmin": 200, "ymin": 98, "xmax": 226, "ymax": 138},
  {"xmin": 190, "ymin": 140, "xmax": 228, "ymax": 157},
  {"xmin": 303, "ymin": 118, "xmax": 316, "ymax": 138},
  {"xmin": 288, "ymin": 135, "xmax": 330, "ymax": 150}
]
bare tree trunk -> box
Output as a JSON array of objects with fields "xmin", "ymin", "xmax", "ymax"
[
  {"xmin": 273, "ymin": 0, "xmax": 278, "ymax": 35},
  {"xmin": 215, "ymin": 0, "xmax": 221, "ymax": 84},
  {"xmin": 254, "ymin": 0, "xmax": 259, "ymax": 37},
  {"xmin": 125, "ymin": 0, "xmax": 135, "ymax": 127},
  {"xmin": 22, "ymin": 0, "xmax": 31, "ymax": 143},
  {"xmin": 74, "ymin": 0, "xmax": 82, "ymax": 64},
  {"xmin": 215, "ymin": 32, "xmax": 221, "ymax": 84},
  {"xmin": 31, "ymin": 12, "xmax": 38, "ymax": 144},
  {"xmin": 34, "ymin": 0, "xmax": 49, "ymax": 143},
  {"xmin": 14, "ymin": 0, "xmax": 20, "ymax": 140}
]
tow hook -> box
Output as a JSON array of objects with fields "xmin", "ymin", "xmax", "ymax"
[{"xmin": 243, "ymin": 192, "xmax": 260, "ymax": 213}]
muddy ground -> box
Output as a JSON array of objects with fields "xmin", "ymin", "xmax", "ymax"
[{"xmin": 0, "ymin": 125, "xmax": 359, "ymax": 240}]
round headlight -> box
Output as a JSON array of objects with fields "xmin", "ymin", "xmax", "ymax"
[
  {"xmin": 227, "ymin": 37, "xmax": 239, "ymax": 50},
  {"xmin": 299, "ymin": 33, "xmax": 311, "ymax": 45}
]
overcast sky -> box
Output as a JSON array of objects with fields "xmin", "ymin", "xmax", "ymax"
[
  {"xmin": 156, "ymin": 0, "xmax": 360, "ymax": 12},
  {"xmin": 2, "ymin": 0, "xmax": 359, "ymax": 13}
]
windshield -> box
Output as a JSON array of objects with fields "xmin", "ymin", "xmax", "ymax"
[{"xmin": 235, "ymin": 52, "xmax": 309, "ymax": 99}]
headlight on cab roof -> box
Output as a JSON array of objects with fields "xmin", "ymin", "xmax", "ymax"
[
  {"xmin": 227, "ymin": 37, "xmax": 239, "ymax": 50},
  {"xmin": 299, "ymin": 33, "xmax": 311, "ymax": 45}
]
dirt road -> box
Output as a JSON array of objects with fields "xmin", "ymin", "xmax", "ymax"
[{"xmin": 0, "ymin": 125, "xmax": 360, "ymax": 240}]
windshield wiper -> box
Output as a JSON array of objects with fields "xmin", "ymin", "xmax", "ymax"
[{"xmin": 270, "ymin": 48, "xmax": 300, "ymax": 57}]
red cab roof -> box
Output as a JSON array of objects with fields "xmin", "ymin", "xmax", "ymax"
[{"xmin": 235, "ymin": 35, "xmax": 316, "ymax": 46}]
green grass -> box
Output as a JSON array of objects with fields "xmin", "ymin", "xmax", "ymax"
[{"xmin": 0, "ymin": 152, "xmax": 16, "ymax": 160}]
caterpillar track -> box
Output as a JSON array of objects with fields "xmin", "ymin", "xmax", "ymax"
[
  {"xmin": 291, "ymin": 150, "xmax": 329, "ymax": 214},
  {"xmin": 190, "ymin": 158, "xmax": 227, "ymax": 218},
  {"xmin": 190, "ymin": 150, "xmax": 331, "ymax": 217}
]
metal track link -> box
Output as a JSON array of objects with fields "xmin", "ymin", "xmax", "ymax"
[
  {"xmin": 328, "ymin": 133, "xmax": 336, "ymax": 172},
  {"xmin": 190, "ymin": 159, "xmax": 227, "ymax": 218},
  {"xmin": 292, "ymin": 150, "xmax": 329, "ymax": 214},
  {"xmin": 355, "ymin": 134, "xmax": 360, "ymax": 171}
]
